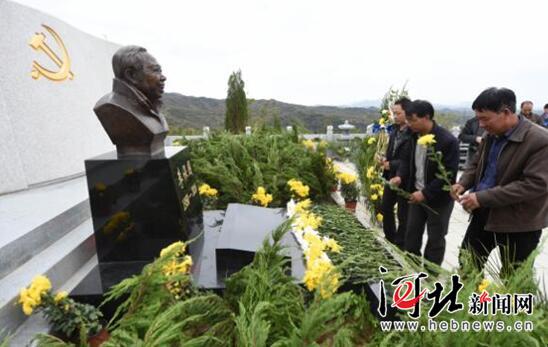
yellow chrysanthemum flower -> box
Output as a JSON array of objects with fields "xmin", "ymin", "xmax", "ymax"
[
  {"xmin": 337, "ymin": 172, "xmax": 357, "ymax": 185},
  {"xmin": 379, "ymin": 118, "xmax": 386, "ymax": 126},
  {"xmin": 252, "ymin": 186, "xmax": 273, "ymax": 207},
  {"xmin": 303, "ymin": 258, "xmax": 334, "ymax": 291},
  {"xmin": 162, "ymin": 260, "xmax": 180, "ymax": 276},
  {"xmin": 303, "ymin": 258, "xmax": 340, "ymax": 299},
  {"xmin": 370, "ymin": 194, "xmax": 378, "ymax": 201},
  {"xmin": 376, "ymin": 213, "xmax": 384, "ymax": 222},
  {"xmin": 287, "ymin": 179, "xmax": 310, "ymax": 198},
  {"xmin": 19, "ymin": 288, "xmax": 38, "ymax": 314},
  {"xmin": 54, "ymin": 291, "xmax": 68, "ymax": 304},
  {"xmin": 199, "ymin": 183, "xmax": 218, "ymax": 198},
  {"xmin": 323, "ymin": 238, "xmax": 342, "ymax": 253},
  {"xmin": 294, "ymin": 212, "xmax": 323, "ymax": 232},
  {"xmin": 160, "ymin": 241, "xmax": 187, "ymax": 258},
  {"xmin": 304, "ymin": 236, "xmax": 325, "ymax": 262},
  {"xmin": 302, "ymin": 139, "xmax": 315, "ymax": 150},
  {"xmin": 370, "ymin": 184, "xmax": 383, "ymax": 191},
  {"xmin": 478, "ymin": 279, "xmax": 490, "ymax": 292},
  {"xmin": 31, "ymin": 275, "xmax": 52, "ymax": 293},
  {"xmin": 163, "ymin": 255, "xmax": 193, "ymax": 277},
  {"xmin": 366, "ymin": 166, "xmax": 376, "ymax": 179},
  {"xmin": 180, "ymin": 255, "xmax": 193, "ymax": 273},
  {"xmin": 417, "ymin": 134, "xmax": 436, "ymax": 147},
  {"xmin": 19, "ymin": 275, "xmax": 52, "ymax": 316},
  {"xmin": 295, "ymin": 199, "xmax": 312, "ymax": 214},
  {"xmin": 367, "ymin": 137, "xmax": 376, "ymax": 145}
]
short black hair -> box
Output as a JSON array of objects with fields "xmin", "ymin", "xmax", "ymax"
[
  {"xmin": 520, "ymin": 100, "xmax": 533, "ymax": 108},
  {"xmin": 472, "ymin": 87, "xmax": 516, "ymax": 113},
  {"xmin": 544, "ymin": 103, "xmax": 548, "ymax": 109},
  {"xmin": 394, "ymin": 97, "xmax": 411, "ymax": 113},
  {"xmin": 406, "ymin": 100, "xmax": 435, "ymax": 120}
]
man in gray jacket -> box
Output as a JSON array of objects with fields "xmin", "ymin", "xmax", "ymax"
[{"xmin": 452, "ymin": 87, "xmax": 548, "ymax": 276}]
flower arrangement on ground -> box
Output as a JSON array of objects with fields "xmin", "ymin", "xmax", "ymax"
[
  {"xmin": 336, "ymin": 171, "xmax": 359, "ymax": 211},
  {"xmin": 19, "ymin": 275, "xmax": 104, "ymax": 343},
  {"xmin": 286, "ymin": 197, "xmax": 342, "ymax": 299},
  {"xmin": 198, "ymin": 183, "xmax": 218, "ymax": 209}
]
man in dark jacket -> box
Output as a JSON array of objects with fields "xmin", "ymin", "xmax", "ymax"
[
  {"xmin": 519, "ymin": 100, "xmax": 543, "ymax": 126},
  {"xmin": 380, "ymin": 97, "xmax": 413, "ymax": 249},
  {"xmin": 458, "ymin": 117, "xmax": 485, "ymax": 166},
  {"xmin": 391, "ymin": 100, "xmax": 460, "ymax": 265},
  {"xmin": 452, "ymin": 88, "xmax": 548, "ymax": 276}
]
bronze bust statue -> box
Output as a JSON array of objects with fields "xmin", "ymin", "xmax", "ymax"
[{"xmin": 94, "ymin": 46, "xmax": 169, "ymax": 157}]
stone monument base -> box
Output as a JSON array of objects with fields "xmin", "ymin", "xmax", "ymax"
[{"xmin": 83, "ymin": 146, "xmax": 203, "ymax": 292}]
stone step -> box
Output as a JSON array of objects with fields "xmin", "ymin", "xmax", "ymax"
[
  {"xmin": 0, "ymin": 200, "xmax": 90, "ymax": 280},
  {"xmin": 0, "ymin": 176, "xmax": 90, "ymax": 280},
  {"xmin": 0, "ymin": 218, "xmax": 95, "ymax": 336}
]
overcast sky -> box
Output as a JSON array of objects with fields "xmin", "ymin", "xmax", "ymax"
[{"xmin": 12, "ymin": 0, "xmax": 548, "ymax": 107}]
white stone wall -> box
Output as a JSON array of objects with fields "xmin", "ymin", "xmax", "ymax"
[{"xmin": 0, "ymin": 0, "xmax": 119, "ymax": 194}]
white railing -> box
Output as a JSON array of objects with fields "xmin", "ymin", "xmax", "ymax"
[{"xmin": 165, "ymin": 125, "xmax": 368, "ymax": 145}]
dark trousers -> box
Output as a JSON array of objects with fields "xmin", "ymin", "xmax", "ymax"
[
  {"xmin": 460, "ymin": 208, "xmax": 541, "ymax": 276},
  {"xmin": 381, "ymin": 185, "xmax": 408, "ymax": 249},
  {"xmin": 405, "ymin": 200, "xmax": 454, "ymax": 265}
]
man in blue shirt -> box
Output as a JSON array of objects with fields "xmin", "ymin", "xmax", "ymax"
[{"xmin": 473, "ymin": 120, "xmax": 519, "ymax": 192}]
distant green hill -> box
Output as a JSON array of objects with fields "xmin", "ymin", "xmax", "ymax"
[{"xmin": 161, "ymin": 93, "xmax": 473, "ymax": 134}]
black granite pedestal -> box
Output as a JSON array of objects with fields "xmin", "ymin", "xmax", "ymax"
[{"xmin": 75, "ymin": 146, "xmax": 203, "ymax": 298}]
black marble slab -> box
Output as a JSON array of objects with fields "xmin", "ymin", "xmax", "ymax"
[{"xmin": 214, "ymin": 203, "xmax": 305, "ymax": 281}]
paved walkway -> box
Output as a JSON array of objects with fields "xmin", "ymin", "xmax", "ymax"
[{"xmin": 335, "ymin": 160, "xmax": 547, "ymax": 294}]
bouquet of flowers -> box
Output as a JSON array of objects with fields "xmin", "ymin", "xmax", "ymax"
[{"xmin": 19, "ymin": 275, "xmax": 104, "ymax": 343}]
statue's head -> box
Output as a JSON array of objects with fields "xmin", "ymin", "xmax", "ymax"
[{"xmin": 112, "ymin": 45, "xmax": 166, "ymax": 104}]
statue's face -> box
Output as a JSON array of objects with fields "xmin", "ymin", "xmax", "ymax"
[{"xmin": 133, "ymin": 53, "xmax": 166, "ymax": 103}]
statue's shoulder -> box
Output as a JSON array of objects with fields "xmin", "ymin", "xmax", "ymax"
[{"xmin": 93, "ymin": 91, "xmax": 139, "ymax": 118}]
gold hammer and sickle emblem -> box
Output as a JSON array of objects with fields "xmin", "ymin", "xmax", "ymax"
[{"xmin": 29, "ymin": 24, "xmax": 74, "ymax": 81}]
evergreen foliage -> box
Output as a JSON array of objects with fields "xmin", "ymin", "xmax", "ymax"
[
  {"xmin": 225, "ymin": 70, "xmax": 248, "ymax": 133},
  {"xmin": 189, "ymin": 129, "xmax": 336, "ymax": 208}
]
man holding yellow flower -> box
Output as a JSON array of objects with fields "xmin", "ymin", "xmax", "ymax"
[{"xmin": 392, "ymin": 100, "xmax": 460, "ymax": 265}]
